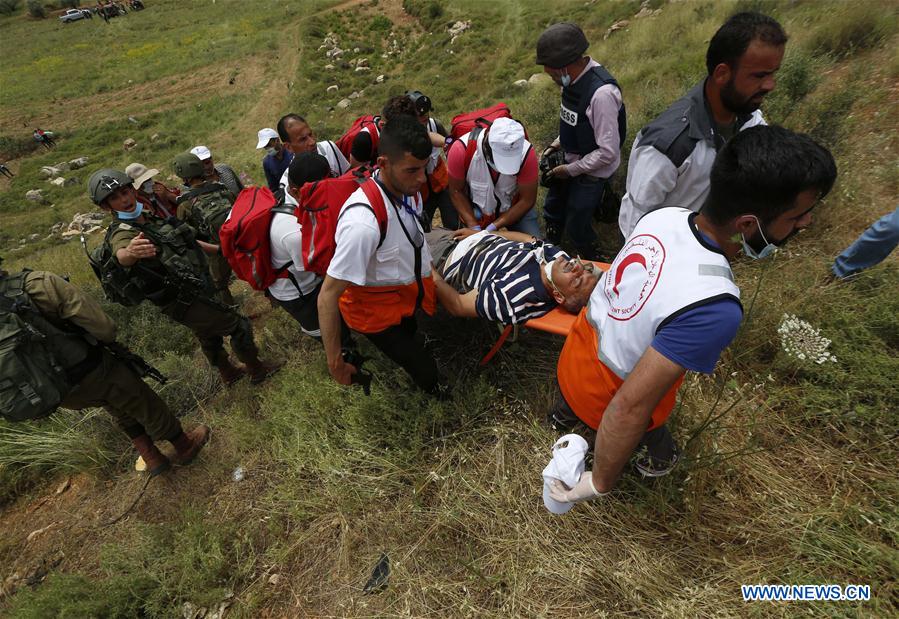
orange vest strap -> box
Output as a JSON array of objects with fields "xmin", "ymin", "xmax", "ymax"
[{"xmin": 340, "ymin": 275, "xmax": 436, "ymax": 333}]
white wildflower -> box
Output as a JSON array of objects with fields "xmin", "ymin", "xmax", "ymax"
[{"xmin": 777, "ymin": 313, "xmax": 838, "ymax": 364}]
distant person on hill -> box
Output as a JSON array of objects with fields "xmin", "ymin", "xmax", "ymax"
[
  {"xmin": 257, "ymin": 127, "xmax": 292, "ymax": 193},
  {"xmin": 33, "ymin": 128, "xmax": 55, "ymax": 149},
  {"xmin": 276, "ymin": 114, "xmax": 349, "ymax": 195},
  {"xmin": 0, "ymin": 163, "xmax": 13, "ymax": 179},
  {"xmin": 0, "ymin": 259, "xmax": 210, "ymax": 477},
  {"xmin": 189, "ymin": 145, "xmax": 244, "ymax": 198},
  {"xmin": 547, "ymin": 126, "xmax": 836, "ymax": 509},
  {"xmin": 125, "ymin": 162, "xmax": 180, "ymax": 219},
  {"xmin": 618, "ymin": 12, "xmax": 787, "ymax": 236},
  {"xmin": 830, "ymin": 206, "xmax": 899, "ymax": 280},
  {"xmin": 536, "ymin": 22, "xmax": 627, "ymax": 262},
  {"xmin": 445, "ymin": 116, "xmax": 541, "ymax": 237}
]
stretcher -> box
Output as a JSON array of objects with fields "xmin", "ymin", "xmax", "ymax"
[{"xmin": 479, "ymin": 261, "xmax": 610, "ymax": 365}]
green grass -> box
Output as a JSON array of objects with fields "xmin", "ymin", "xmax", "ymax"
[{"xmin": 1, "ymin": 0, "xmax": 897, "ymax": 616}]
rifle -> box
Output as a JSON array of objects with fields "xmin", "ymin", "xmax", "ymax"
[{"xmin": 103, "ymin": 341, "xmax": 167, "ymax": 385}]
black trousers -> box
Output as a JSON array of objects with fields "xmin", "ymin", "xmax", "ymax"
[
  {"xmin": 363, "ymin": 316, "xmax": 439, "ymax": 393},
  {"xmin": 273, "ymin": 282, "xmax": 354, "ymax": 348}
]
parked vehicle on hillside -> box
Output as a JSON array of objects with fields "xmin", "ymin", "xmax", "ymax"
[{"xmin": 59, "ymin": 9, "xmax": 92, "ymax": 23}]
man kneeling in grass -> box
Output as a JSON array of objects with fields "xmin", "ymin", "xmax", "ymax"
[
  {"xmin": 548, "ymin": 125, "xmax": 836, "ymax": 508},
  {"xmin": 429, "ymin": 228, "xmax": 601, "ymax": 325}
]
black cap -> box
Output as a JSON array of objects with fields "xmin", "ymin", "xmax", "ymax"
[
  {"xmin": 535, "ymin": 23, "xmax": 589, "ymax": 68},
  {"xmin": 287, "ymin": 151, "xmax": 332, "ymax": 189}
]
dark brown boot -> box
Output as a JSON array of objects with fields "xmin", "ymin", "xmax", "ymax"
[
  {"xmin": 170, "ymin": 425, "xmax": 211, "ymax": 466},
  {"xmin": 132, "ymin": 434, "xmax": 171, "ymax": 476},
  {"xmin": 245, "ymin": 357, "xmax": 284, "ymax": 385},
  {"xmin": 215, "ymin": 357, "xmax": 246, "ymax": 386}
]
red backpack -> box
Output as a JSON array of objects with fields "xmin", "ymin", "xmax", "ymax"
[
  {"xmin": 449, "ymin": 103, "xmax": 512, "ymax": 139},
  {"xmin": 298, "ymin": 167, "xmax": 389, "ymax": 277},
  {"xmin": 335, "ymin": 115, "xmax": 381, "ymax": 163},
  {"xmin": 219, "ymin": 186, "xmax": 297, "ymax": 291}
]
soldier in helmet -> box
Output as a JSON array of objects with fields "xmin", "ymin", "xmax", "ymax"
[
  {"xmin": 172, "ymin": 152, "xmax": 237, "ymax": 307},
  {"xmin": 86, "ymin": 168, "xmax": 282, "ymax": 385},
  {"xmin": 0, "ymin": 257, "xmax": 209, "ymax": 476}
]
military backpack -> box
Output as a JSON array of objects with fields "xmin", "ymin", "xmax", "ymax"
[{"xmin": 0, "ymin": 272, "xmax": 81, "ymax": 422}]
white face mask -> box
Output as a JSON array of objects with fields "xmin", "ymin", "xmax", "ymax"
[
  {"xmin": 265, "ymin": 147, "xmax": 277, "ymax": 157},
  {"xmin": 559, "ymin": 69, "xmax": 572, "ymax": 87},
  {"xmin": 140, "ymin": 180, "xmax": 154, "ymax": 194},
  {"xmin": 741, "ymin": 216, "xmax": 778, "ymax": 260}
]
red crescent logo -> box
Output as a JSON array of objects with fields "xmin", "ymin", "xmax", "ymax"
[{"xmin": 612, "ymin": 253, "xmax": 647, "ymax": 297}]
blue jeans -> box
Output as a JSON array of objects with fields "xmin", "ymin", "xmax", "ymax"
[
  {"xmin": 832, "ymin": 207, "xmax": 899, "ymax": 278},
  {"xmin": 543, "ymin": 174, "xmax": 606, "ymax": 252},
  {"xmin": 472, "ymin": 205, "xmax": 541, "ymax": 238}
]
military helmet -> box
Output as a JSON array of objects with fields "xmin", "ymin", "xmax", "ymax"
[
  {"xmin": 172, "ymin": 152, "xmax": 205, "ymax": 181},
  {"xmin": 87, "ymin": 168, "xmax": 133, "ymax": 205}
]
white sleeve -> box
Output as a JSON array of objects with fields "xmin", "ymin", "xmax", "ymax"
[
  {"xmin": 618, "ymin": 144, "xmax": 679, "ymax": 236},
  {"xmin": 326, "ymin": 206, "xmax": 382, "ymax": 285},
  {"xmin": 741, "ymin": 110, "xmax": 767, "ymax": 129}
]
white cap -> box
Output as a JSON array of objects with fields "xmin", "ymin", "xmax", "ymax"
[
  {"xmin": 256, "ymin": 128, "xmax": 279, "ymax": 149},
  {"xmin": 190, "ymin": 145, "xmax": 212, "ymax": 161},
  {"xmin": 542, "ymin": 433, "xmax": 589, "ymax": 514},
  {"xmin": 487, "ymin": 117, "xmax": 528, "ymax": 175}
]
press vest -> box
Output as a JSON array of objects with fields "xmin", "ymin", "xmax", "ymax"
[
  {"xmin": 338, "ymin": 181, "xmax": 436, "ymax": 333},
  {"xmin": 559, "ymin": 65, "xmax": 627, "ymax": 155},
  {"xmin": 459, "ymin": 129, "xmax": 527, "ymax": 217},
  {"xmin": 557, "ymin": 207, "xmax": 741, "ymax": 430}
]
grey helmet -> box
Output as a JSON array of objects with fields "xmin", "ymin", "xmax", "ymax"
[{"xmin": 87, "ymin": 168, "xmax": 133, "ymax": 205}]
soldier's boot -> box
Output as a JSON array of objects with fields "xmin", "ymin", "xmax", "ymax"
[
  {"xmin": 170, "ymin": 425, "xmax": 211, "ymax": 466},
  {"xmin": 215, "ymin": 357, "xmax": 246, "ymax": 386},
  {"xmin": 245, "ymin": 355, "xmax": 284, "ymax": 385},
  {"xmin": 132, "ymin": 434, "xmax": 171, "ymax": 476}
]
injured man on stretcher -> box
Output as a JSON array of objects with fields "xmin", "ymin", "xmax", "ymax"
[{"xmin": 428, "ymin": 228, "xmax": 601, "ymax": 325}]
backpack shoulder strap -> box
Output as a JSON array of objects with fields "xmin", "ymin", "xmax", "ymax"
[
  {"xmin": 0, "ymin": 271, "xmax": 30, "ymax": 313},
  {"xmin": 359, "ymin": 179, "xmax": 389, "ymax": 248},
  {"xmin": 464, "ymin": 127, "xmax": 484, "ymax": 172}
]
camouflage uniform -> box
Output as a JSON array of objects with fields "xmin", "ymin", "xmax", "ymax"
[
  {"xmin": 176, "ymin": 182, "xmax": 237, "ymax": 307},
  {"xmin": 104, "ymin": 213, "xmax": 258, "ymax": 367}
]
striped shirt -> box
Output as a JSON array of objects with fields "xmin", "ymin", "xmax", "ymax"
[{"xmin": 443, "ymin": 232, "xmax": 568, "ymax": 325}]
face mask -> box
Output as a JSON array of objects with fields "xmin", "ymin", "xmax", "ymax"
[
  {"xmin": 741, "ymin": 216, "xmax": 777, "ymax": 259},
  {"xmin": 140, "ymin": 180, "xmax": 154, "ymax": 194},
  {"xmin": 265, "ymin": 147, "xmax": 277, "ymax": 157},
  {"xmin": 117, "ymin": 201, "xmax": 143, "ymax": 221},
  {"xmin": 559, "ymin": 70, "xmax": 572, "ymax": 88}
]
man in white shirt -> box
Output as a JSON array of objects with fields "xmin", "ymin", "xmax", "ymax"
[
  {"xmin": 268, "ymin": 152, "xmax": 351, "ymax": 347},
  {"xmin": 317, "ymin": 116, "xmax": 441, "ymax": 395}
]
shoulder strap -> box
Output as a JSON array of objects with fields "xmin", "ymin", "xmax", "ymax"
[
  {"xmin": 359, "ymin": 180, "xmax": 389, "ymax": 248},
  {"xmin": 0, "ymin": 271, "xmax": 29, "ymax": 312},
  {"xmin": 464, "ymin": 127, "xmax": 484, "ymax": 172}
]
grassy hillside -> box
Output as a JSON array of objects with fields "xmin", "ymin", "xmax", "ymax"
[{"xmin": 0, "ymin": 0, "xmax": 897, "ymax": 616}]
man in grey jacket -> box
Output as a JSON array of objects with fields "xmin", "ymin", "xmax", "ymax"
[{"xmin": 618, "ymin": 12, "xmax": 787, "ymax": 236}]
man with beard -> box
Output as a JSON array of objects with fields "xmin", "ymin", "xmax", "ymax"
[{"xmin": 617, "ymin": 12, "xmax": 787, "ymax": 237}]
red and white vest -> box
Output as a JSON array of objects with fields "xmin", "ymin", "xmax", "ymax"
[
  {"xmin": 338, "ymin": 181, "xmax": 436, "ymax": 333},
  {"xmin": 558, "ymin": 207, "xmax": 741, "ymax": 430}
]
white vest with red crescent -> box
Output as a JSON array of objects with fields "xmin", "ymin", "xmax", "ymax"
[{"xmin": 587, "ymin": 207, "xmax": 740, "ymax": 378}]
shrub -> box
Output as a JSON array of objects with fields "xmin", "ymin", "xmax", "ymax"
[
  {"xmin": 807, "ymin": 3, "xmax": 896, "ymax": 59},
  {"xmin": 0, "ymin": 134, "xmax": 39, "ymax": 160},
  {"xmin": 403, "ymin": 0, "xmax": 444, "ymax": 30},
  {"xmin": 368, "ymin": 14, "xmax": 391, "ymax": 32},
  {"xmin": 58, "ymin": 0, "xmax": 80, "ymax": 8},
  {"xmin": 0, "ymin": 0, "xmax": 21, "ymax": 16},
  {"xmin": 26, "ymin": 0, "xmax": 44, "ymax": 18}
]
